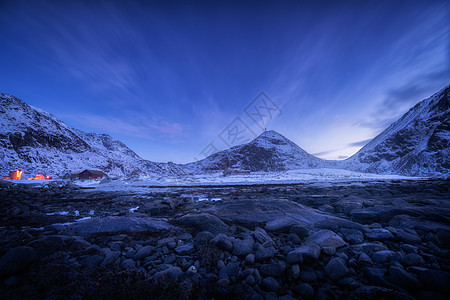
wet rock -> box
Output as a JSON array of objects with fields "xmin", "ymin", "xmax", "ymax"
[
  {"xmin": 286, "ymin": 250, "xmax": 303, "ymax": 265},
  {"xmin": 194, "ymin": 231, "xmax": 215, "ymax": 247},
  {"xmin": 372, "ymin": 250, "xmax": 396, "ymax": 264},
  {"xmin": 7, "ymin": 205, "xmax": 29, "ymax": 217},
  {"xmin": 290, "ymin": 225, "xmax": 309, "ymax": 239},
  {"xmin": 300, "ymin": 269, "xmax": 317, "ymax": 282},
  {"xmin": 154, "ymin": 266, "xmax": 183, "ymax": 281},
  {"xmin": 261, "ymin": 276, "xmax": 279, "ymax": 292},
  {"xmin": 133, "ymin": 246, "xmax": 155, "ymax": 260},
  {"xmin": 27, "ymin": 235, "xmax": 90, "ymax": 258},
  {"xmin": 349, "ymin": 286, "xmax": 414, "ymax": 300},
  {"xmin": 0, "ymin": 246, "xmax": 38, "ymax": 276},
  {"xmin": 325, "ymin": 257, "xmax": 348, "ymax": 281},
  {"xmin": 287, "ymin": 233, "xmax": 302, "ymax": 245},
  {"xmin": 253, "ymin": 227, "xmax": 273, "ymax": 244},
  {"xmin": 164, "ymin": 254, "xmax": 176, "ymax": 264},
  {"xmin": 245, "ymin": 274, "xmax": 256, "ymax": 285},
  {"xmin": 401, "ymin": 244, "xmax": 418, "ymax": 253},
  {"xmin": 67, "ymin": 216, "xmax": 173, "ymax": 235},
  {"xmin": 255, "ymin": 246, "xmax": 275, "ymax": 262},
  {"xmin": 84, "ymin": 255, "xmax": 103, "ymax": 267},
  {"xmin": 350, "ymin": 206, "xmax": 415, "ymax": 224},
  {"xmin": 366, "ymin": 228, "xmax": 394, "ymax": 241},
  {"xmin": 207, "ymin": 198, "xmax": 330, "ymax": 227},
  {"xmin": 259, "ymin": 262, "xmax": 285, "ymax": 277},
  {"xmin": 318, "ymin": 204, "xmax": 335, "ymax": 213},
  {"xmin": 296, "ymin": 244, "xmax": 321, "ymax": 261},
  {"xmin": 178, "ymin": 213, "xmax": 229, "ymax": 234},
  {"xmin": 389, "ymin": 214, "xmax": 414, "ymax": 227},
  {"xmin": 403, "ymin": 253, "xmax": 425, "ymax": 266},
  {"xmin": 245, "ymin": 254, "xmax": 255, "ymax": 265},
  {"xmin": 435, "ymin": 229, "xmax": 450, "ymax": 248},
  {"xmin": 265, "ymin": 216, "xmax": 300, "ymax": 233},
  {"xmin": 233, "ymin": 238, "xmax": 254, "ymax": 257},
  {"xmin": 418, "ymin": 269, "xmax": 450, "ymax": 293},
  {"xmin": 100, "ymin": 251, "xmax": 120, "ymax": 267},
  {"xmin": 175, "ymin": 242, "xmax": 195, "ymax": 255},
  {"xmin": 293, "ymin": 283, "xmax": 314, "ymax": 299},
  {"xmin": 340, "ymin": 228, "xmax": 364, "ymax": 244},
  {"xmin": 156, "ymin": 237, "xmax": 176, "ymax": 249},
  {"xmin": 120, "ymin": 258, "xmax": 136, "ymax": 269},
  {"xmin": 362, "ymin": 267, "xmax": 392, "ymax": 288},
  {"xmin": 290, "ymin": 264, "xmax": 300, "ymax": 279},
  {"xmin": 177, "ymin": 233, "xmax": 193, "ymax": 240},
  {"xmin": 237, "ymin": 269, "xmax": 253, "ymax": 281},
  {"xmin": 4, "ymin": 276, "xmax": 20, "ymax": 287},
  {"xmin": 315, "ymin": 218, "xmax": 364, "ymax": 231},
  {"xmin": 388, "ymin": 266, "xmax": 423, "ymax": 292},
  {"xmin": 211, "ymin": 234, "xmax": 233, "ymax": 251},
  {"xmin": 396, "ymin": 229, "xmax": 422, "ymax": 244},
  {"xmin": 109, "ymin": 242, "xmax": 122, "ymax": 252},
  {"xmin": 223, "ymin": 261, "xmax": 240, "ymax": 277},
  {"xmin": 305, "ymin": 230, "xmax": 346, "ymax": 252},
  {"xmin": 216, "ymin": 260, "xmax": 225, "ymax": 270},
  {"xmin": 349, "ymin": 243, "xmax": 387, "ymax": 255},
  {"xmin": 358, "ymin": 253, "xmax": 372, "ymax": 264},
  {"xmin": 143, "ymin": 203, "xmax": 170, "ymax": 216}
]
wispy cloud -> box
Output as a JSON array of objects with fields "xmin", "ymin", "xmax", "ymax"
[
  {"xmin": 356, "ymin": 70, "xmax": 450, "ymax": 131},
  {"xmin": 63, "ymin": 113, "xmax": 185, "ymax": 142},
  {"xmin": 347, "ymin": 139, "xmax": 371, "ymax": 148}
]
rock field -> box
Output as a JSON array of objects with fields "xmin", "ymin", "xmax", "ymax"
[{"xmin": 0, "ymin": 179, "xmax": 449, "ymax": 299}]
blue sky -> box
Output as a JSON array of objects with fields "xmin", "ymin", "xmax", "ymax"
[{"xmin": 1, "ymin": 0, "xmax": 449, "ymax": 163}]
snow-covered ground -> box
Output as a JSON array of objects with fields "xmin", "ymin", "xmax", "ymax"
[{"xmin": 71, "ymin": 168, "xmax": 418, "ymax": 193}]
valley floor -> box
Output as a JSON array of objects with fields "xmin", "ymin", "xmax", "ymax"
[{"xmin": 0, "ymin": 177, "xmax": 449, "ymax": 299}]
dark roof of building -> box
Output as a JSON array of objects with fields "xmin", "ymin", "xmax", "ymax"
[{"xmin": 79, "ymin": 169, "xmax": 107, "ymax": 176}]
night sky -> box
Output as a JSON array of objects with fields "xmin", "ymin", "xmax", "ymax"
[{"xmin": 1, "ymin": 0, "xmax": 449, "ymax": 163}]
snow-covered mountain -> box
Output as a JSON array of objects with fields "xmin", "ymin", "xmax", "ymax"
[
  {"xmin": 0, "ymin": 93, "xmax": 185, "ymax": 177},
  {"xmin": 343, "ymin": 85, "xmax": 449, "ymax": 176},
  {"xmin": 2, "ymin": 85, "xmax": 448, "ymax": 178},
  {"xmin": 185, "ymin": 130, "xmax": 325, "ymax": 173}
]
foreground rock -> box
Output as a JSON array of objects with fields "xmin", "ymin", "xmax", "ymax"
[
  {"xmin": 0, "ymin": 246, "xmax": 38, "ymax": 276},
  {"xmin": 177, "ymin": 213, "xmax": 229, "ymax": 234},
  {"xmin": 0, "ymin": 179, "xmax": 449, "ymax": 299},
  {"xmin": 66, "ymin": 216, "xmax": 174, "ymax": 235}
]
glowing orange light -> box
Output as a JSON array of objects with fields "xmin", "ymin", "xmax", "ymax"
[{"xmin": 10, "ymin": 170, "xmax": 22, "ymax": 180}]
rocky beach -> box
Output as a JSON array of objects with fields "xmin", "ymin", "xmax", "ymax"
[{"xmin": 0, "ymin": 179, "xmax": 448, "ymax": 299}]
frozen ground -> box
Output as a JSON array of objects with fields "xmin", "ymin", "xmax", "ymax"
[{"xmin": 73, "ymin": 168, "xmax": 418, "ymax": 193}]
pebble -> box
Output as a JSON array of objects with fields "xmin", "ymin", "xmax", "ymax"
[
  {"xmin": 325, "ymin": 257, "xmax": 348, "ymax": 281},
  {"xmin": 261, "ymin": 276, "xmax": 279, "ymax": 292}
]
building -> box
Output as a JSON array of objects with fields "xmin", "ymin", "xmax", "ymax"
[
  {"xmin": 78, "ymin": 169, "xmax": 107, "ymax": 180},
  {"xmin": 9, "ymin": 170, "xmax": 23, "ymax": 180}
]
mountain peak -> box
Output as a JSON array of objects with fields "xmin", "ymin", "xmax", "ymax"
[
  {"xmin": 0, "ymin": 93, "xmax": 25, "ymax": 108},
  {"xmin": 257, "ymin": 130, "xmax": 284, "ymax": 139},
  {"xmin": 186, "ymin": 129, "xmax": 323, "ymax": 172},
  {"xmin": 252, "ymin": 130, "xmax": 295, "ymax": 149}
]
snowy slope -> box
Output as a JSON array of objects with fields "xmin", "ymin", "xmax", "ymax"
[
  {"xmin": 342, "ymin": 85, "xmax": 450, "ymax": 175},
  {"xmin": 1, "ymin": 85, "xmax": 448, "ymax": 179},
  {"xmin": 0, "ymin": 94, "xmax": 185, "ymax": 177},
  {"xmin": 185, "ymin": 130, "xmax": 325, "ymax": 173}
]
